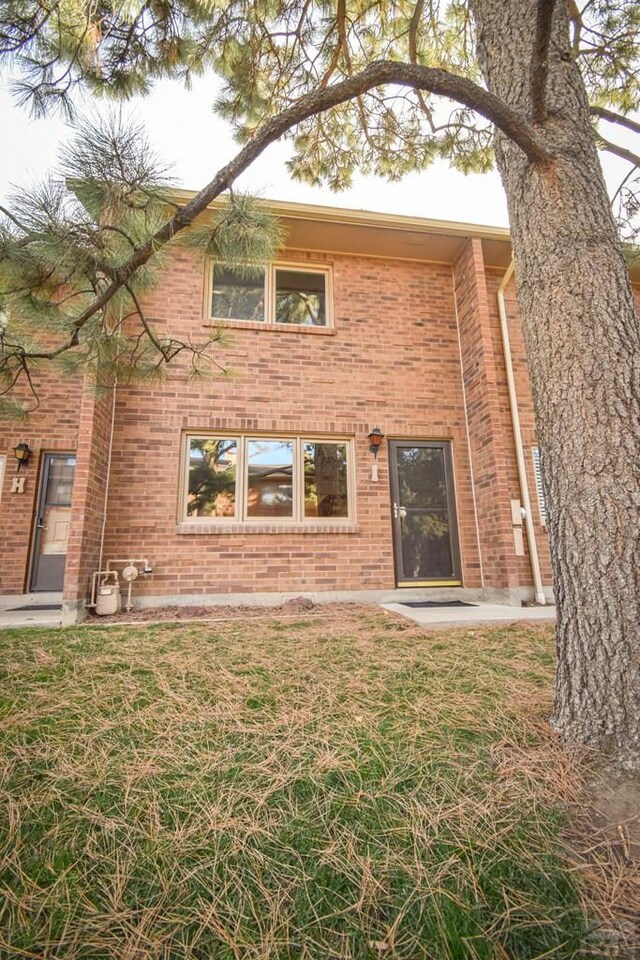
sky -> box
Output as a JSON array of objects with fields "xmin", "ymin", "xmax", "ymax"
[
  {"xmin": 1, "ymin": 72, "xmax": 509, "ymax": 225},
  {"xmin": 0, "ymin": 72, "xmax": 632, "ymax": 228}
]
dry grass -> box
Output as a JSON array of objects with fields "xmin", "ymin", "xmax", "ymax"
[{"xmin": 0, "ymin": 609, "xmax": 635, "ymax": 958}]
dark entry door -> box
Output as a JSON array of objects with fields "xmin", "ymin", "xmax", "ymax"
[
  {"xmin": 30, "ymin": 454, "xmax": 76, "ymax": 592},
  {"xmin": 389, "ymin": 441, "xmax": 461, "ymax": 586}
]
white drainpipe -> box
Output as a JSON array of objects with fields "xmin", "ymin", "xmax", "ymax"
[{"xmin": 497, "ymin": 262, "xmax": 547, "ymax": 605}]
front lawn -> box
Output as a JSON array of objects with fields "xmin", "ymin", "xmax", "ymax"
[{"xmin": 0, "ymin": 609, "xmax": 604, "ymax": 958}]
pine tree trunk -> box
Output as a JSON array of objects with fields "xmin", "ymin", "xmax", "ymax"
[{"xmin": 472, "ymin": 0, "xmax": 640, "ymax": 764}]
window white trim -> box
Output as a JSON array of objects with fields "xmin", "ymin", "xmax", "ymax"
[
  {"xmin": 181, "ymin": 433, "xmax": 354, "ymax": 526},
  {"xmin": 206, "ymin": 260, "xmax": 333, "ymax": 329},
  {"xmin": 0, "ymin": 454, "xmax": 5, "ymax": 502}
]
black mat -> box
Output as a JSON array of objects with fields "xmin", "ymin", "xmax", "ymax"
[
  {"xmin": 7, "ymin": 604, "xmax": 62, "ymax": 612},
  {"xmin": 399, "ymin": 600, "xmax": 476, "ymax": 608}
]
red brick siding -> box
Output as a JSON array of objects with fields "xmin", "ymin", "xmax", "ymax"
[
  {"xmin": 0, "ymin": 372, "xmax": 82, "ymax": 593},
  {"xmin": 97, "ymin": 249, "xmax": 484, "ymax": 598},
  {"xmin": 63, "ymin": 380, "xmax": 116, "ymax": 606},
  {"xmin": 453, "ymin": 239, "xmax": 527, "ymax": 590},
  {"xmin": 5, "ymin": 230, "xmax": 619, "ymax": 602}
]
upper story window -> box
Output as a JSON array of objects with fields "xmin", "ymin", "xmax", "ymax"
[{"xmin": 210, "ymin": 262, "xmax": 331, "ymax": 328}]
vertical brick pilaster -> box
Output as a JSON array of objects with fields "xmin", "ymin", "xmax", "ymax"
[
  {"xmin": 62, "ymin": 378, "xmax": 115, "ymax": 619},
  {"xmin": 453, "ymin": 239, "xmax": 520, "ymax": 590}
]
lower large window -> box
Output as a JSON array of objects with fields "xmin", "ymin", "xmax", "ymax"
[{"xmin": 184, "ymin": 435, "xmax": 352, "ymax": 523}]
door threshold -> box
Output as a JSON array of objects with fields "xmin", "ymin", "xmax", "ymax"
[{"xmin": 396, "ymin": 580, "xmax": 462, "ymax": 588}]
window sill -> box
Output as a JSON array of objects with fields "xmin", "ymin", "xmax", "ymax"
[
  {"xmin": 204, "ymin": 320, "xmax": 336, "ymax": 336},
  {"xmin": 176, "ymin": 521, "xmax": 359, "ymax": 535}
]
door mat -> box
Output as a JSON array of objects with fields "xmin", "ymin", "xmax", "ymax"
[
  {"xmin": 399, "ymin": 600, "xmax": 477, "ymax": 608},
  {"xmin": 7, "ymin": 604, "xmax": 62, "ymax": 612}
]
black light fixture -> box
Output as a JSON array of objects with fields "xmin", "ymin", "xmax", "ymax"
[
  {"xmin": 13, "ymin": 442, "xmax": 31, "ymax": 471},
  {"xmin": 367, "ymin": 428, "xmax": 384, "ymax": 458}
]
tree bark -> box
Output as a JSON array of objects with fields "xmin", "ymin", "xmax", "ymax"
[{"xmin": 472, "ymin": 0, "xmax": 640, "ymax": 764}]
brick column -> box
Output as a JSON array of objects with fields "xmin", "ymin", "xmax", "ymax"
[
  {"xmin": 453, "ymin": 238, "xmax": 521, "ymax": 594},
  {"xmin": 62, "ymin": 378, "xmax": 115, "ymax": 623}
]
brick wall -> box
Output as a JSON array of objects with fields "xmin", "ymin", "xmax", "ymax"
[
  {"xmin": 0, "ymin": 371, "xmax": 82, "ymax": 594},
  {"xmin": 62, "ymin": 378, "xmax": 116, "ymax": 615},
  {"xmin": 2, "ymin": 228, "xmax": 591, "ymax": 604},
  {"xmin": 453, "ymin": 239, "xmax": 530, "ymax": 591},
  {"xmin": 96, "ymin": 248, "xmax": 485, "ymax": 599}
]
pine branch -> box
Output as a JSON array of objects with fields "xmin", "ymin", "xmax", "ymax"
[
  {"xmin": 594, "ymin": 133, "xmax": 640, "ymax": 168},
  {"xmin": 2, "ymin": 59, "xmax": 551, "ymax": 389},
  {"xmin": 591, "ymin": 106, "xmax": 640, "ymax": 137},
  {"xmin": 566, "ymin": 0, "xmax": 583, "ymax": 57},
  {"xmin": 124, "ymin": 281, "xmax": 170, "ymax": 360},
  {"xmin": 319, "ymin": 0, "xmax": 348, "ymax": 88}
]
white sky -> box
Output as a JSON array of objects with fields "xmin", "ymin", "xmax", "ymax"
[{"xmin": 0, "ymin": 72, "xmax": 632, "ymax": 227}]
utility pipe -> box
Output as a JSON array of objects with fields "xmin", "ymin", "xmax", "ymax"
[
  {"xmin": 97, "ymin": 377, "xmax": 117, "ymax": 580},
  {"xmin": 497, "ymin": 262, "xmax": 547, "ymax": 605},
  {"xmin": 85, "ymin": 378, "xmax": 117, "ymax": 609}
]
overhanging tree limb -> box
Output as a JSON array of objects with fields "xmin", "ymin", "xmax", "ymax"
[
  {"xmin": 591, "ymin": 105, "xmax": 640, "ymax": 136},
  {"xmin": 6, "ymin": 58, "xmax": 552, "ymax": 367},
  {"xmin": 595, "ymin": 133, "xmax": 640, "ymax": 168}
]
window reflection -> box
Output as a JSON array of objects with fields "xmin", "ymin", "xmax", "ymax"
[
  {"xmin": 275, "ymin": 270, "xmax": 326, "ymax": 326},
  {"xmin": 303, "ymin": 442, "xmax": 348, "ymax": 517},
  {"xmin": 247, "ymin": 440, "xmax": 293, "ymax": 518},
  {"xmin": 395, "ymin": 444, "xmax": 456, "ymax": 579},
  {"xmin": 46, "ymin": 458, "xmax": 76, "ymax": 506},
  {"xmin": 184, "ymin": 436, "xmax": 352, "ymax": 523},
  {"xmin": 212, "ymin": 266, "xmax": 265, "ymax": 321},
  {"xmin": 396, "ymin": 447, "xmax": 447, "ymax": 508},
  {"xmin": 187, "ymin": 439, "xmax": 237, "ymax": 517},
  {"xmin": 400, "ymin": 513, "xmax": 454, "ymax": 578}
]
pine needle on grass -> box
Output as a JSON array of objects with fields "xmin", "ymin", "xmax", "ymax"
[{"xmin": 0, "ymin": 613, "xmax": 635, "ymax": 958}]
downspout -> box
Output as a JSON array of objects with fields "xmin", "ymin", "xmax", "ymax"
[
  {"xmin": 497, "ymin": 262, "xmax": 547, "ymax": 605},
  {"xmin": 97, "ymin": 376, "xmax": 117, "ymax": 579}
]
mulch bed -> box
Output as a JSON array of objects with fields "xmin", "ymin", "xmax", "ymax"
[{"xmin": 88, "ymin": 596, "xmax": 371, "ymax": 625}]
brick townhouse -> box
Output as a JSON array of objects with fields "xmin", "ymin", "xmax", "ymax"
[{"xmin": 4, "ymin": 196, "xmax": 631, "ymax": 623}]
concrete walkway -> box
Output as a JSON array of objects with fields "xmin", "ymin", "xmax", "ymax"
[
  {"xmin": 382, "ymin": 601, "xmax": 556, "ymax": 629},
  {"xmin": 0, "ymin": 593, "xmax": 63, "ymax": 629}
]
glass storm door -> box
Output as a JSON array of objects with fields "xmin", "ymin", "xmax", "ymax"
[
  {"xmin": 389, "ymin": 441, "xmax": 461, "ymax": 586},
  {"xmin": 30, "ymin": 454, "xmax": 76, "ymax": 592}
]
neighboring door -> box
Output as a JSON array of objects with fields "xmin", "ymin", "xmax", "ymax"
[
  {"xmin": 30, "ymin": 454, "xmax": 76, "ymax": 592},
  {"xmin": 389, "ymin": 441, "xmax": 462, "ymax": 586}
]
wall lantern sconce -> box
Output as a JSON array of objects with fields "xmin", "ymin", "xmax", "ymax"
[
  {"xmin": 367, "ymin": 428, "xmax": 384, "ymax": 483},
  {"xmin": 368, "ymin": 428, "xmax": 385, "ymax": 458},
  {"xmin": 13, "ymin": 442, "xmax": 31, "ymax": 471}
]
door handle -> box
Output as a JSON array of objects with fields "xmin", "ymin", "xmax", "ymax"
[{"xmin": 393, "ymin": 503, "xmax": 407, "ymax": 519}]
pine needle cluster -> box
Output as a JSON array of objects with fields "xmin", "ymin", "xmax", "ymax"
[{"xmin": 0, "ymin": 112, "xmax": 283, "ymax": 418}]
